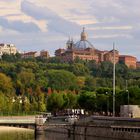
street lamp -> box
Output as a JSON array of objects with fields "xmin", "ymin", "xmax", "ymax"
[
  {"xmin": 125, "ymin": 80, "xmax": 130, "ymax": 116},
  {"xmin": 126, "ymin": 90, "xmax": 129, "ymax": 106},
  {"xmin": 125, "ymin": 80, "xmax": 129, "ymax": 105},
  {"xmin": 126, "ymin": 89, "xmax": 130, "ymax": 117},
  {"xmin": 106, "ymin": 92, "xmax": 109, "ymax": 116},
  {"xmin": 113, "ymin": 44, "xmax": 116, "ymax": 117}
]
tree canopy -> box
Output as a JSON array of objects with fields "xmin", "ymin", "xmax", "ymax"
[{"xmin": 0, "ymin": 54, "xmax": 140, "ymax": 116}]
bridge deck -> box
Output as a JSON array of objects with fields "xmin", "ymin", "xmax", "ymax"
[{"xmin": 0, "ymin": 116, "xmax": 35, "ymax": 125}]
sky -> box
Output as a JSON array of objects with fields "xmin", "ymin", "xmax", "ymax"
[{"xmin": 0, "ymin": 0, "xmax": 140, "ymax": 59}]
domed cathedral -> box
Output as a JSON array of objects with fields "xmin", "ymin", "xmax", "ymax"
[
  {"xmin": 55, "ymin": 28, "xmax": 137, "ymax": 68},
  {"xmin": 55, "ymin": 27, "xmax": 102, "ymax": 63},
  {"xmin": 75, "ymin": 27, "xmax": 95, "ymax": 50}
]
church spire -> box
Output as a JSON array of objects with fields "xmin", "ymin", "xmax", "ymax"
[{"xmin": 83, "ymin": 27, "xmax": 85, "ymax": 32}]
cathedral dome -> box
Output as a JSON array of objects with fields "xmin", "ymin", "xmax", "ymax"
[
  {"xmin": 75, "ymin": 40, "xmax": 94, "ymax": 49},
  {"xmin": 74, "ymin": 27, "xmax": 95, "ymax": 49}
]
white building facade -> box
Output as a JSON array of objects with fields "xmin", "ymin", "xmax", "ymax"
[{"xmin": 0, "ymin": 43, "xmax": 17, "ymax": 58}]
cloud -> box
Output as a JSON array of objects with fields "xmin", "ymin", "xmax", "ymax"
[
  {"xmin": 0, "ymin": 0, "xmax": 17, "ymax": 2},
  {"xmin": 131, "ymin": 26, "xmax": 140, "ymax": 40},
  {"xmin": 0, "ymin": 17, "xmax": 40, "ymax": 33},
  {"xmin": 4, "ymin": 14, "xmax": 22, "ymax": 17},
  {"xmin": 21, "ymin": 0, "xmax": 81, "ymax": 35},
  {"xmin": 87, "ymin": 0, "xmax": 140, "ymax": 24},
  {"xmin": 0, "ymin": 0, "xmax": 140, "ymax": 59}
]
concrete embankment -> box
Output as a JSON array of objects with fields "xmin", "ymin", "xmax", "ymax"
[
  {"xmin": 43, "ymin": 124, "xmax": 140, "ymax": 140},
  {"xmin": 43, "ymin": 116, "xmax": 140, "ymax": 140}
]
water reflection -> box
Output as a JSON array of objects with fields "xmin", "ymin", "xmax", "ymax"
[
  {"xmin": 36, "ymin": 131, "xmax": 115, "ymax": 140},
  {"xmin": 0, "ymin": 127, "xmax": 118, "ymax": 140},
  {"xmin": 0, "ymin": 127, "xmax": 34, "ymax": 140}
]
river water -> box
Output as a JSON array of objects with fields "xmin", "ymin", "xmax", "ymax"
[
  {"xmin": 0, "ymin": 127, "xmax": 119, "ymax": 140},
  {"xmin": 36, "ymin": 131, "xmax": 116, "ymax": 140}
]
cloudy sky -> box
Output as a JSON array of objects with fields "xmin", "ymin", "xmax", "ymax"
[{"xmin": 0, "ymin": 0, "xmax": 140, "ymax": 59}]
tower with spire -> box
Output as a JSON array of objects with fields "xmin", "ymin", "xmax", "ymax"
[{"xmin": 66, "ymin": 37, "xmax": 74, "ymax": 50}]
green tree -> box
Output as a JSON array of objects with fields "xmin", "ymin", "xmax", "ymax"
[
  {"xmin": 17, "ymin": 71, "xmax": 35, "ymax": 87},
  {"xmin": 2, "ymin": 53, "xmax": 21, "ymax": 62},
  {"xmin": 67, "ymin": 93, "xmax": 77, "ymax": 108},
  {"xmin": 70, "ymin": 63, "xmax": 89, "ymax": 76},
  {"xmin": 96, "ymin": 87, "xmax": 111, "ymax": 94},
  {"xmin": 47, "ymin": 93, "xmax": 64, "ymax": 113},
  {"xmin": 16, "ymin": 70, "xmax": 35, "ymax": 95},
  {"xmin": 35, "ymin": 86, "xmax": 46, "ymax": 112},
  {"xmin": 78, "ymin": 91, "xmax": 96, "ymax": 112},
  {"xmin": 96, "ymin": 94, "xmax": 107, "ymax": 113},
  {"xmin": 100, "ymin": 61, "xmax": 113, "ymax": 78},
  {"xmin": 22, "ymin": 96, "xmax": 31, "ymax": 113},
  {"xmin": 84, "ymin": 76, "xmax": 96, "ymax": 91},
  {"xmin": 47, "ymin": 70, "xmax": 77, "ymax": 91}
]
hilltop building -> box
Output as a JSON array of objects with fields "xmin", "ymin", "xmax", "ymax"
[
  {"xmin": 21, "ymin": 50, "xmax": 50, "ymax": 59},
  {"xmin": 136, "ymin": 61, "xmax": 140, "ymax": 69},
  {"xmin": 40, "ymin": 50, "xmax": 50, "ymax": 59},
  {"xmin": 55, "ymin": 28, "xmax": 137, "ymax": 69},
  {"xmin": 22, "ymin": 51, "xmax": 38, "ymax": 59},
  {"xmin": 0, "ymin": 43, "xmax": 17, "ymax": 58},
  {"xmin": 119, "ymin": 55, "xmax": 137, "ymax": 69}
]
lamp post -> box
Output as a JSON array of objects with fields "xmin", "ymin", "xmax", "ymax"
[
  {"xmin": 125, "ymin": 80, "xmax": 129, "ymax": 105},
  {"xmin": 113, "ymin": 44, "xmax": 116, "ymax": 117},
  {"xmin": 126, "ymin": 89, "xmax": 130, "ymax": 117},
  {"xmin": 106, "ymin": 92, "xmax": 109, "ymax": 116},
  {"xmin": 126, "ymin": 90, "xmax": 129, "ymax": 106},
  {"xmin": 125, "ymin": 80, "xmax": 130, "ymax": 116}
]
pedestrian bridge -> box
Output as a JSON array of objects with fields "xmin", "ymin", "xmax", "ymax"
[{"xmin": 0, "ymin": 116, "xmax": 36, "ymax": 129}]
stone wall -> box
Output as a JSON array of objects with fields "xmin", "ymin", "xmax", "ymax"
[{"xmin": 73, "ymin": 125, "xmax": 140, "ymax": 140}]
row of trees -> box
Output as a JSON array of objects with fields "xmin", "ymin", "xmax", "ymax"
[
  {"xmin": 0, "ymin": 54, "xmax": 140, "ymax": 115},
  {"xmin": 47, "ymin": 87, "xmax": 140, "ymax": 116}
]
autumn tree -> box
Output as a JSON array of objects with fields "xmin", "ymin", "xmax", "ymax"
[{"xmin": 0, "ymin": 73, "xmax": 14, "ymax": 95}]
